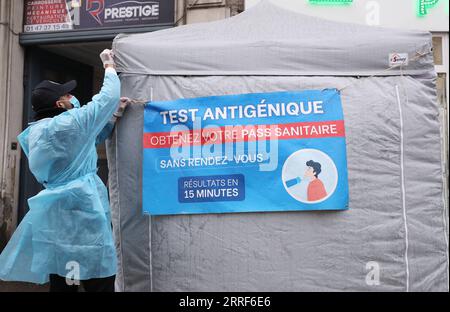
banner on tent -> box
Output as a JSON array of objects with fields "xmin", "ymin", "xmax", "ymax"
[{"xmin": 143, "ymin": 89, "xmax": 349, "ymax": 215}]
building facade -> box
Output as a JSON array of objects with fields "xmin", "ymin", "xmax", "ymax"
[
  {"xmin": 0, "ymin": 0, "xmax": 24, "ymax": 250},
  {"xmin": 0, "ymin": 0, "xmax": 244, "ymax": 250},
  {"xmin": 0, "ymin": 0, "xmax": 448, "ymax": 249}
]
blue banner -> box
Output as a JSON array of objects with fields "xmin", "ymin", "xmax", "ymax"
[{"xmin": 143, "ymin": 89, "xmax": 349, "ymax": 215}]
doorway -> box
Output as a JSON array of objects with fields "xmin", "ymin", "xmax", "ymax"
[{"xmin": 18, "ymin": 46, "xmax": 95, "ymax": 222}]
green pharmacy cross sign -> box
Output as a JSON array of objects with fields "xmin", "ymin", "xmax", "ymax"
[
  {"xmin": 417, "ymin": 0, "xmax": 440, "ymax": 16},
  {"xmin": 308, "ymin": 0, "xmax": 444, "ymax": 17}
]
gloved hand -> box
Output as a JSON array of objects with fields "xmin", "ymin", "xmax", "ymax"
[
  {"xmin": 100, "ymin": 49, "xmax": 115, "ymax": 68},
  {"xmin": 113, "ymin": 97, "xmax": 131, "ymax": 118}
]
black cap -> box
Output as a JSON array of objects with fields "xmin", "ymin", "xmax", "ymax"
[{"xmin": 31, "ymin": 80, "xmax": 77, "ymax": 112}]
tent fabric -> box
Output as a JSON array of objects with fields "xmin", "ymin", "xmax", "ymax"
[
  {"xmin": 109, "ymin": 1, "xmax": 448, "ymax": 291},
  {"xmin": 113, "ymin": 1, "xmax": 433, "ymax": 77}
]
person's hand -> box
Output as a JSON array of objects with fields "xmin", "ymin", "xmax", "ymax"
[
  {"xmin": 119, "ymin": 97, "xmax": 130, "ymax": 110},
  {"xmin": 114, "ymin": 97, "xmax": 131, "ymax": 118},
  {"xmin": 100, "ymin": 49, "xmax": 115, "ymax": 68}
]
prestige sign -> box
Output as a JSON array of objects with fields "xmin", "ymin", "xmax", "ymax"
[
  {"xmin": 104, "ymin": 3, "xmax": 160, "ymax": 20},
  {"xmin": 23, "ymin": 0, "xmax": 174, "ymax": 33}
]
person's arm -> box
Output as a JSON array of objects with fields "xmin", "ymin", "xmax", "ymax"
[
  {"xmin": 71, "ymin": 50, "xmax": 121, "ymax": 141},
  {"xmin": 95, "ymin": 97, "xmax": 131, "ymax": 145},
  {"xmin": 95, "ymin": 120, "xmax": 115, "ymax": 145}
]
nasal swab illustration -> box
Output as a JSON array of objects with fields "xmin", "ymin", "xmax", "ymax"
[{"xmin": 285, "ymin": 176, "xmax": 302, "ymax": 188}]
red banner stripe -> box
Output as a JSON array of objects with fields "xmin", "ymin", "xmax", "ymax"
[{"xmin": 143, "ymin": 120, "xmax": 345, "ymax": 149}]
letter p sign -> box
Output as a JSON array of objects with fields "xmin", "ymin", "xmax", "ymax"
[{"xmin": 418, "ymin": 0, "xmax": 440, "ymax": 16}]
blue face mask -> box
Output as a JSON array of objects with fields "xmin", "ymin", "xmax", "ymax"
[{"xmin": 70, "ymin": 96, "xmax": 81, "ymax": 109}]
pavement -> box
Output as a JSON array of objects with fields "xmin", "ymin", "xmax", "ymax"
[{"xmin": 0, "ymin": 281, "xmax": 49, "ymax": 292}]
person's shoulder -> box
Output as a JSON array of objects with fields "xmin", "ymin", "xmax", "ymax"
[
  {"xmin": 312, "ymin": 179, "xmax": 325, "ymax": 186},
  {"xmin": 48, "ymin": 111, "xmax": 78, "ymax": 132}
]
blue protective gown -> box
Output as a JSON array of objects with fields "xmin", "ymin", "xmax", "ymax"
[{"xmin": 0, "ymin": 68, "xmax": 120, "ymax": 284}]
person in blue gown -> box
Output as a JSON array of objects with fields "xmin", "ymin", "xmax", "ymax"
[{"xmin": 0, "ymin": 49, "xmax": 128, "ymax": 292}]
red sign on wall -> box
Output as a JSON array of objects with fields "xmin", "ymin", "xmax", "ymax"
[
  {"xmin": 24, "ymin": 0, "xmax": 72, "ymax": 32},
  {"xmin": 24, "ymin": 0, "xmax": 175, "ymax": 33}
]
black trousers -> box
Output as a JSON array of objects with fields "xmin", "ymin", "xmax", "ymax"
[{"xmin": 49, "ymin": 274, "xmax": 115, "ymax": 292}]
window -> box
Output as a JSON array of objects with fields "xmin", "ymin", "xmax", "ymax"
[
  {"xmin": 433, "ymin": 33, "xmax": 449, "ymax": 226},
  {"xmin": 433, "ymin": 36, "xmax": 443, "ymax": 65}
]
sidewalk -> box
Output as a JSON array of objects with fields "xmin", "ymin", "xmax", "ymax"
[{"xmin": 0, "ymin": 281, "xmax": 48, "ymax": 292}]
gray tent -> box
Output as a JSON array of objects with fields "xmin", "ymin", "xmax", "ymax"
[{"xmin": 109, "ymin": 0, "xmax": 448, "ymax": 291}]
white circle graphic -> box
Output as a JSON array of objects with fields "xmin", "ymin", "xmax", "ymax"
[{"xmin": 282, "ymin": 149, "xmax": 338, "ymax": 204}]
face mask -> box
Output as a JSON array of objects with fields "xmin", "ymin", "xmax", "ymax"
[{"xmin": 70, "ymin": 96, "xmax": 81, "ymax": 109}]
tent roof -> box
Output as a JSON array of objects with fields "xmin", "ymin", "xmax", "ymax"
[{"xmin": 113, "ymin": 0, "xmax": 434, "ymax": 76}]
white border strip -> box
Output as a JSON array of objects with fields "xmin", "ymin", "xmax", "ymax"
[
  {"xmin": 148, "ymin": 215, "xmax": 153, "ymax": 292},
  {"xmin": 441, "ymin": 156, "xmax": 450, "ymax": 291},
  {"xmin": 148, "ymin": 83, "xmax": 154, "ymax": 292},
  {"xmin": 395, "ymin": 84, "xmax": 410, "ymax": 292},
  {"xmin": 115, "ymin": 118, "xmax": 125, "ymax": 291}
]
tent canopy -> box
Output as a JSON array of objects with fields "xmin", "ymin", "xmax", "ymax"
[
  {"xmin": 108, "ymin": 0, "xmax": 448, "ymax": 292},
  {"xmin": 113, "ymin": 0, "xmax": 433, "ymax": 76}
]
